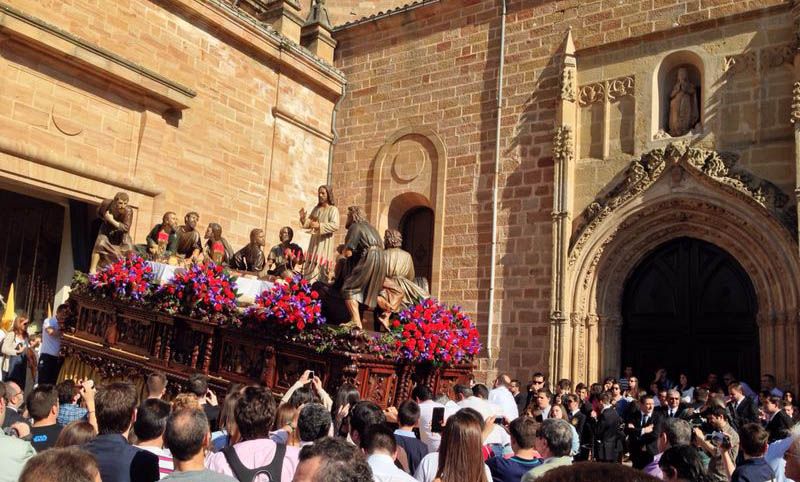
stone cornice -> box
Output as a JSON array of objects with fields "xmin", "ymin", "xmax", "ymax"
[
  {"xmin": 165, "ymin": 0, "xmax": 345, "ymax": 97},
  {"xmin": 272, "ymin": 106, "xmax": 334, "ymax": 142},
  {"xmin": 0, "ymin": 2, "xmax": 196, "ymax": 111}
]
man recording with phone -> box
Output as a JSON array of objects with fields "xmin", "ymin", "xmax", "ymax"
[{"xmin": 693, "ymin": 405, "xmax": 738, "ymax": 481}]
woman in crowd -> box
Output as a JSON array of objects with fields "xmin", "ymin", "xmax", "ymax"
[
  {"xmin": 55, "ymin": 421, "xmax": 97, "ymax": 448},
  {"xmin": 677, "ymin": 373, "xmax": 694, "ymax": 404},
  {"xmin": 211, "ymin": 389, "xmax": 242, "ymax": 451},
  {"xmin": 331, "ymin": 383, "xmax": 360, "ymax": 439},
  {"xmin": 415, "ymin": 409, "xmax": 490, "ymax": 482},
  {"xmin": 1, "ymin": 313, "xmax": 30, "ymax": 389},
  {"xmin": 549, "ymin": 404, "xmax": 580, "ymax": 456}
]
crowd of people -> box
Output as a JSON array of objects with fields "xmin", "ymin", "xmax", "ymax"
[
  {"xmin": 0, "ymin": 364, "xmax": 799, "ymax": 482},
  {"xmin": 2, "ymin": 306, "xmax": 800, "ymax": 481}
]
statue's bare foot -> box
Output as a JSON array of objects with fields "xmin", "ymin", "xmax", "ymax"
[{"xmin": 377, "ymin": 312, "xmax": 392, "ymax": 332}]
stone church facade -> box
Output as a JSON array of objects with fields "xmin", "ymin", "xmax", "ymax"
[
  {"xmin": 1, "ymin": 0, "xmax": 799, "ymax": 389},
  {"xmin": 331, "ymin": 0, "xmax": 800, "ymax": 389}
]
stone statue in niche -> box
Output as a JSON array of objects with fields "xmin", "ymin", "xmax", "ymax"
[
  {"xmin": 89, "ymin": 191, "xmax": 134, "ymax": 273},
  {"xmin": 230, "ymin": 228, "xmax": 267, "ymax": 273},
  {"xmin": 668, "ymin": 67, "xmax": 699, "ymax": 137}
]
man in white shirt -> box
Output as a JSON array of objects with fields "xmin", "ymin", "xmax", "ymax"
[
  {"xmin": 412, "ymin": 385, "xmax": 446, "ymax": 452},
  {"xmin": 365, "ymin": 424, "xmax": 416, "ymax": 482},
  {"xmin": 489, "ymin": 374, "xmax": 519, "ymax": 422},
  {"xmin": 762, "ymin": 373, "xmax": 784, "ymax": 398},
  {"xmin": 38, "ymin": 304, "xmax": 69, "ymax": 385}
]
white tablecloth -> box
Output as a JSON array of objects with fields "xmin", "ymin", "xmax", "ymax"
[{"xmin": 146, "ymin": 262, "xmax": 274, "ymax": 304}]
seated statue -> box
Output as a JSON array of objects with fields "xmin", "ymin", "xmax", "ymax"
[
  {"xmin": 136, "ymin": 211, "xmax": 178, "ymax": 261},
  {"xmin": 203, "ymin": 223, "xmax": 234, "ymax": 265},
  {"xmin": 376, "ymin": 229, "xmax": 429, "ymax": 330},
  {"xmin": 89, "ymin": 191, "xmax": 133, "ymax": 273},
  {"xmin": 230, "ymin": 228, "xmax": 267, "ymax": 273},
  {"xmin": 175, "ymin": 212, "xmax": 202, "ymax": 261},
  {"xmin": 266, "ymin": 226, "xmax": 304, "ymax": 278}
]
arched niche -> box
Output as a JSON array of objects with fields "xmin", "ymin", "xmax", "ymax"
[
  {"xmin": 653, "ymin": 50, "xmax": 705, "ymax": 138},
  {"xmin": 369, "ymin": 128, "xmax": 447, "ymax": 297}
]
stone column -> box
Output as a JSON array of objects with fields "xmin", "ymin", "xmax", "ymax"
[
  {"xmin": 549, "ymin": 29, "xmax": 578, "ymax": 381},
  {"xmin": 586, "ymin": 313, "xmax": 599, "ymax": 382},
  {"xmin": 758, "ymin": 313, "xmax": 775, "ymax": 379}
]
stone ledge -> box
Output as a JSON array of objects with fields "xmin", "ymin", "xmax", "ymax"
[
  {"xmin": 272, "ymin": 106, "xmax": 335, "ymax": 142},
  {"xmin": 0, "ymin": 2, "xmax": 196, "ymax": 112}
]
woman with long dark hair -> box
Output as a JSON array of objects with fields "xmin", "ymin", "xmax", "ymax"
[
  {"xmin": 331, "ymin": 383, "xmax": 360, "ymax": 438},
  {"xmin": 414, "ymin": 409, "xmax": 490, "ymax": 482}
]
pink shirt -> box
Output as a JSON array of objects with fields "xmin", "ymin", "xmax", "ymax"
[{"xmin": 205, "ymin": 439, "xmax": 299, "ymax": 482}]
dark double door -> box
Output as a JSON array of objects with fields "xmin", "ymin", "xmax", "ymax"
[{"xmin": 621, "ymin": 237, "xmax": 759, "ymax": 387}]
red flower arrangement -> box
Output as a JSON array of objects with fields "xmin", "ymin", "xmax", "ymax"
[
  {"xmin": 154, "ymin": 262, "xmax": 239, "ymax": 323},
  {"xmin": 245, "ymin": 275, "xmax": 325, "ymax": 331},
  {"xmin": 88, "ymin": 254, "xmax": 154, "ymax": 302},
  {"xmin": 379, "ymin": 298, "xmax": 481, "ymax": 365}
]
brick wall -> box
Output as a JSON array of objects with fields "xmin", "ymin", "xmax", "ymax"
[
  {"xmin": 332, "ymin": 0, "xmax": 791, "ymax": 381},
  {"xmin": 0, "ymin": 0, "xmax": 341, "ymax": 251}
]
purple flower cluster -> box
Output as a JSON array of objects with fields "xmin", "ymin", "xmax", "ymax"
[{"xmin": 88, "ymin": 254, "xmax": 154, "ymax": 302}]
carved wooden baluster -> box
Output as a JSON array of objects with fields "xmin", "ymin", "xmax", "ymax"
[
  {"xmin": 203, "ymin": 336, "xmax": 213, "ymax": 375},
  {"xmin": 163, "ymin": 329, "xmax": 172, "ymax": 364},
  {"xmin": 153, "ymin": 329, "xmax": 162, "ymax": 358},
  {"xmin": 191, "ymin": 335, "xmax": 200, "ymax": 368}
]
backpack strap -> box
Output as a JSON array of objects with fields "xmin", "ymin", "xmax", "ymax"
[{"xmin": 222, "ymin": 444, "xmax": 286, "ymax": 482}]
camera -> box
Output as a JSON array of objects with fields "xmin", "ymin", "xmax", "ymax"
[{"xmin": 707, "ymin": 431, "xmax": 731, "ymax": 448}]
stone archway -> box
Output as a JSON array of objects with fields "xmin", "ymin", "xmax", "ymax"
[
  {"xmin": 369, "ymin": 127, "xmax": 447, "ymax": 297},
  {"xmin": 565, "ymin": 143, "xmax": 800, "ymax": 389}
]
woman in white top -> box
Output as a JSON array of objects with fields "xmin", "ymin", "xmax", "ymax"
[
  {"xmin": 677, "ymin": 373, "xmax": 694, "ymax": 404},
  {"xmin": 1, "ymin": 314, "xmax": 30, "ymax": 388}
]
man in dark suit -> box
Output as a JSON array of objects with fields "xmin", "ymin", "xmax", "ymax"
[
  {"xmin": 658, "ymin": 389, "xmax": 691, "ymax": 419},
  {"xmin": 625, "ymin": 394, "xmax": 663, "ymax": 470},
  {"xmin": 593, "ymin": 391, "xmax": 622, "ymax": 462},
  {"xmin": 764, "ymin": 395, "xmax": 794, "ymax": 443},
  {"xmin": 728, "ymin": 382, "xmax": 758, "ymax": 430},
  {"xmin": 511, "ymin": 379, "xmax": 528, "ymax": 415},
  {"xmin": 566, "ymin": 394, "xmax": 589, "ymax": 461},
  {"xmin": 84, "ymin": 382, "xmax": 159, "ymax": 482}
]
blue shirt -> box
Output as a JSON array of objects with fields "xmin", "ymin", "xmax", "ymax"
[
  {"xmin": 731, "ymin": 457, "xmax": 776, "ymax": 482},
  {"xmin": 58, "ymin": 403, "xmax": 89, "ymax": 426},
  {"xmin": 487, "ymin": 455, "xmax": 543, "ymax": 482}
]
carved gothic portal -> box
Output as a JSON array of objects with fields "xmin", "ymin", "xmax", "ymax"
[{"xmin": 562, "ymin": 144, "xmax": 800, "ymax": 389}]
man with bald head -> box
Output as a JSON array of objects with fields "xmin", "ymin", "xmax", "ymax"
[
  {"xmin": 489, "ymin": 374, "xmax": 519, "ymax": 422},
  {"xmin": 2, "ymin": 381, "xmax": 28, "ymax": 430},
  {"xmin": 163, "ymin": 409, "xmax": 233, "ymax": 481}
]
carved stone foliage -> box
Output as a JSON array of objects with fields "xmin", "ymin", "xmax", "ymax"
[
  {"xmin": 724, "ymin": 44, "xmax": 794, "ymax": 74},
  {"xmin": 578, "ymin": 76, "xmax": 635, "ymax": 106},
  {"xmin": 553, "ymin": 125, "xmax": 573, "ymax": 164},
  {"xmin": 560, "ymin": 69, "xmax": 576, "ymax": 103},
  {"xmin": 792, "ymin": 82, "xmax": 800, "ymax": 125},
  {"xmin": 569, "ymin": 143, "xmax": 797, "ymax": 265}
]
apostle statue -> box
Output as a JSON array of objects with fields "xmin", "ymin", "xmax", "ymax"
[
  {"xmin": 175, "ymin": 212, "xmax": 203, "ymax": 261},
  {"xmin": 375, "ymin": 229, "xmax": 430, "ymax": 329},
  {"xmin": 203, "ymin": 223, "xmax": 234, "ymax": 265},
  {"xmin": 300, "ymin": 185, "xmax": 339, "ymax": 283},
  {"xmin": 266, "ymin": 227, "xmax": 304, "ymax": 278},
  {"xmin": 89, "ymin": 191, "xmax": 133, "ymax": 273},
  {"xmin": 136, "ymin": 211, "xmax": 178, "ymax": 260},
  {"xmin": 230, "ymin": 228, "xmax": 267, "ymax": 273},
  {"xmin": 668, "ymin": 67, "xmax": 699, "ymax": 137},
  {"xmin": 340, "ymin": 206, "xmax": 387, "ymax": 330}
]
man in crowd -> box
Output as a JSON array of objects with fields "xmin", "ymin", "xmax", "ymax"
[
  {"xmin": 761, "ymin": 374, "xmax": 783, "ymax": 398},
  {"xmin": 162, "ymin": 409, "xmax": 234, "ymax": 481},
  {"xmin": 19, "ymin": 447, "xmax": 102, "ymax": 482},
  {"xmin": 554, "ymin": 379, "xmax": 572, "ymax": 407},
  {"xmin": 728, "ymin": 381, "xmax": 759, "ymax": 429},
  {"xmin": 187, "ymin": 374, "xmax": 219, "ymax": 432},
  {"xmin": 693, "ymin": 405, "xmax": 738, "ymax": 481},
  {"xmin": 619, "ymin": 366, "xmax": 634, "ymax": 393},
  {"xmin": 594, "ymin": 391, "xmax": 622, "ymax": 463},
  {"xmin": 3, "ymin": 381, "xmax": 28, "ymax": 429},
  {"xmin": 134, "ymin": 399, "xmax": 174, "ymax": 479},
  {"xmin": 205, "ymin": 386, "xmax": 297, "ymax": 481},
  {"xmin": 526, "ymin": 373, "xmax": 547, "ymax": 408},
  {"xmin": 764, "ymin": 395, "xmax": 793, "ymax": 443},
  {"xmin": 146, "ymin": 372, "xmax": 168, "ymax": 401},
  {"xmin": 487, "ymin": 416, "xmax": 543, "ymax": 482},
  {"xmin": 56, "ymin": 379, "xmax": 97, "ymax": 429},
  {"xmin": 643, "ymin": 417, "xmax": 691, "ymax": 478},
  {"xmin": 412, "ymin": 385, "xmax": 446, "ymax": 452},
  {"xmin": 532, "ymin": 389, "xmax": 552, "ymax": 422},
  {"xmin": 565, "ymin": 394, "xmax": 588, "ymax": 461},
  {"xmin": 510, "ymin": 380, "xmax": 527, "ymax": 415},
  {"xmin": 84, "ymin": 382, "xmax": 160, "ymax": 482},
  {"xmin": 722, "ymin": 373, "xmax": 756, "ymax": 400},
  {"xmin": 27, "ymin": 384, "xmax": 62, "ymax": 452},
  {"xmin": 38, "ymin": 304, "xmax": 68, "ymax": 385},
  {"xmin": 0, "ymin": 381, "xmax": 35, "ymax": 482},
  {"xmin": 489, "ymin": 374, "xmax": 519, "ymax": 422},
  {"xmin": 732, "ymin": 424, "xmax": 776, "ymax": 481},
  {"xmin": 364, "ymin": 424, "xmax": 416, "ymax": 482},
  {"xmin": 393, "ymin": 400, "xmax": 428, "ymax": 475},
  {"xmin": 626, "ymin": 394, "xmax": 662, "ymax": 469},
  {"xmin": 661, "ymin": 389, "xmax": 690, "ymax": 419},
  {"xmin": 296, "ymin": 403, "xmax": 331, "ymax": 446},
  {"xmin": 610, "ymin": 382, "xmax": 628, "ymax": 417},
  {"xmin": 293, "ymin": 437, "xmax": 372, "ymax": 482},
  {"xmin": 521, "ymin": 418, "xmax": 573, "ymax": 481}
]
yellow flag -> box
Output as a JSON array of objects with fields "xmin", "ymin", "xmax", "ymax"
[
  {"xmin": 1, "ymin": 283, "xmax": 15, "ymax": 331},
  {"xmin": 47, "ymin": 303, "xmax": 52, "ymax": 320}
]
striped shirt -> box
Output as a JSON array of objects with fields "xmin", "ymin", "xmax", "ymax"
[{"xmin": 137, "ymin": 445, "xmax": 174, "ymax": 479}]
